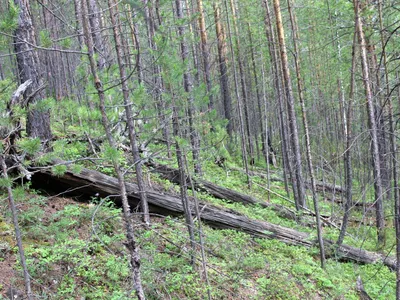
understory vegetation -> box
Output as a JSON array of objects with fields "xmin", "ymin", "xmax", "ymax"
[{"xmin": 0, "ymin": 152, "xmax": 396, "ymax": 299}]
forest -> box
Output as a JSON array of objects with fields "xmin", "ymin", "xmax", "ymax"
[{"xmin": 0, "ymin": 0, "xmax": 399, "ymax": 298}]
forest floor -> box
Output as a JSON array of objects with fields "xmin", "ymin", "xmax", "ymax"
[{"xmin": 0, "ymin": 159, "xmax": 396, "ymax": 299}]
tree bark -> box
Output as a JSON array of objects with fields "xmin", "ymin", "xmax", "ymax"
[
  {"xmin": 262, "ymin": 0, "xmax": 291, "ymax": 198},
  {"xmin": 1, "ymin": 156, "xmax": 33, "ymax": 300},
  {"xmin": 108, "ymin": 0, "xmax": 150, "ymax": 224},
  {"xmin": 354, "ymin": 0, "xmax": 385, "ymax": 247},
  {"xmin": 175, "ymin": 0, "xmax": 202, "ymax": 175},
  {"xmin": 378, "ymin": 0, "xmax": 400, "ymax": 295},
  {"xmin": 14, "ymin": 0, "xmax": 52, "ymax": 142},
  {"xmin": 229, "ymin": 0, "xmax": 255, "ymax": 165},
  {"xmin": 287, "ymin": 0, "xmax": 325, "ymax": 268},
  {"xmin": 272, "ymin": 0, "xmax": 305, "ymax": 209},
  {"xmin": 213, "ymin": 2, "xmax": 233, "ymax": 138},
  {"xmin": 223, "ymin": 0, "xmax": 251, "ymax": 187},
  {"xmin": 81, "ymin": 0, "xmax": 145, "ymax": 297},
  {"xmin": 337, "ymin": 28, "xmax": 357, "ymax": 247},
  {"xmin": 196, "ymin": 0, "xmax": 214, "ymax": 110},
  {"xmin": 142, "ymin": 0, "xmax": 172, "ymax": 158}
]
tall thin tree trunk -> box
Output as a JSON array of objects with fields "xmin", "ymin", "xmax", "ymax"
[
  {"xmin": 214, "ymin": 2, "xmax": 233, "ymax": 138},
  {"xmin": 222, "ymin": 0, "xmax": 251, "ymax": 187},
  {"xmin": 228, "ymin": 0, "xmax": 254, "ymax": 165},
  {"xmin": 196, "ymin": 0, "xmax": 214, "ymax": 110},
  {"xmin": 273, "ymin": 0, "xmax": 305, "ymax": 208},
  {"xmin": 1, "ymin": 156, "xmax": 33, "ymax": 300},
  {"xmin": 109, "ymin": 0, "xmax": 150, "ymax": 224},
  {"xmin": 262, "ymin": 0, "xmax": 290, "ymax": 197},
  {"xmin": 169, "ymin": 84, "xmax": 196, "ymax": 265},
  {"xmin": 248, "ymin": 22, "xmax": 269, "ymax": 167},
  {"xmin": 175, "ymin": 0, "xmax": 202, "ymax": 175},
  {"xmin": 337, "ymin": 29, "xmax": 357, "ymax": 247},
  {"xmin": 143, "ymin": 0, "xmax": 172, "ymax": 158},
  {"xmin": 287, "ymin": 0, "xmax": 325, "ymax": 267},
  {"xmin": 81, "ymin": 1, "xmax": 145, "ymax": 297},
  {"xmin": 378, "ymin": 0, "xmax": 399, "ymax": 295},
  {"xmin": 127, "ymin": 6, "xmax": 143, "ymax": 83},
  {"xmin": 354, "ymin": 0, "xmax": 385, "ymax": 247},
  {"xmin": 88, "ymin": 0, "xmax": 108, "ymax": 69}
]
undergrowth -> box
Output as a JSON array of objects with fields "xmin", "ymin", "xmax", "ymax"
[{"xmin": 0, "ymin": 154, "xmax": 396, "ymax": 299}]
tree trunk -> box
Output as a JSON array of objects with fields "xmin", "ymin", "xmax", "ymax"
[
  {"xmin": 262, "ymin": 0, "xmax": 291, "ymax": 197},
  {"xmin": 287, "ymin": 0, "xmax": 325, "ymax": 268},
  {"xmin": 196, "ymin": 0, "xmax": 214, "ymax": 110},
  {"xmin": 108, "ymin": 0, "xmax": 150, "ymax": 224},
  {"xmin": 337, "ymin": 28, "xmax": 357, "ymax": 247},
  {"xmin": 353, "ymin": 0, "xmax": 385, "ymax": 247},
  {"xmin": 378, "ymin": 0, "xmax": 400, "ymax": 295},
  {"xmin": 272, "ymin": 0, "xmax": 305, "ymax": 208},
  {"xmin": 223, "ymin": 0, "xmax": 251, "ymax": 187},
  {"xmin": 143, "ymin": 0, "xmax": 172, "ymax": 158},
  {"xmin": 170, "ymin": 89, "xmax": 197, "ymax": 265},
  {"xmin": 14, "ymin": 0, "xmax": 52, "ymax": 142},
  {"xmin": 229, "ymin": 0, "xmax": 255, "ymax": 165},
  {"xmin": 1, "ymin": 156, "xmax": 33, "ymax": 299},
  {"xmin": 214, "ymin": 2, "xmax": 233, "ymax": 138},
  {"xmin": 175, "ymin": 0, "xmax": 202, "ymax": 175},
  {"xmin": 81, "ymin": 0, "xmax": 145, "ymax": 297},
  {"xmin": 88, "ymin": 0, "xmax": 108, "ymax": 69}
]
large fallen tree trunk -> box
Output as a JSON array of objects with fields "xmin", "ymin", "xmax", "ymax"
[
  {"xmin": 146, "ymin": 161, "xmax": 297, "ymax": 218},
  {"xmin": 30, "ymin": 164, "xmax": 396, "ymax": 270},
  {"xmin": 147, "ymin": 161, "xmax": 337, "ymax": 225}
]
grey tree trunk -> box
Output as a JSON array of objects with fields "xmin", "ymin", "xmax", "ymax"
[
  {"xmin": 196, "ymin": 0, "xmax": 214, "ymax": 110},
  {"xmin": 175, "ymin": 0, "xmax": 202, "ymax": 175},
  {"xmin": 88, "ymin": 0, "xmax": 109, "ymax": 69},
  {"xmin": 14, "ymin": 0, "xmax": 52, "ymax": 142},
  {"xmin": 378, "ymin": 0, "xmax": 400, "ymax": 295},
  {"xmin": 1, "ymin": 156, "xmax": 33, "ymax": 300},
  {"xmin": 108, "ymin": 0, "xmax": 150, "ymax": 224},
  {"xmin": 81, "ymin": 0, "xmax": 145, "ymax": 297},
  {"xmin": 272, "ymin": 0, "xmax": 305, "ymax": 206},
  {"xmin": 354, "ymin": 0, "xmax": 385, "ymax": 247},
  {"xmin": 214, "ymin": 2, "xmax": 233, "ymax": 138},
  {"xmin": 223, "ymin": 0, "xmax": 251, "ymax": 188},
  {"xmin": 287, "ymin": 0, "xmax": 325, "ymax": 267},
  {"xmin": 143, "ymin": 0, "xmax": 172, "ymax": 158},
  {"xmin": 262, "ymin": 0, "xmax": 291, "ymax": 197},
  {"xmin": 337, "ymin": 29, "xmax": 357, "ymax": 247}
]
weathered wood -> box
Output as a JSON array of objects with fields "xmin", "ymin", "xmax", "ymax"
[
  {"xmin": 230, "ymin": 166, "xmax": 346, "ymax": 194},
  {"xmin": 30, "ymin": 164, "xmax": 397, "ymax": 270},
  {"xmin": 146, "ymin": 161, "xmax": 297, "ymax": 220}
]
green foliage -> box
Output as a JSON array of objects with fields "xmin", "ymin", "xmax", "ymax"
[
  {"xmin": 0, "ymin": 1, "xmax": 18, "ymax": 32},
  {"xmin": 102, "ymin": 144, "xmax": 121, "ymax": 164},
  {"xmin": 59, "ymin": 37, "xmax": 72, "ymax": 49},
  {"xmin": 31, "ymin": 97, "xmax": 55, "ymax": 112},
  {"xmin": 51, "ymin": 164, "xmax": 67, "ymax": 176},
  {"xmin": 17, "ymin": 138, "xmax": 41, "ymax": 155},
  {"xmin": 53, "ymin": 140, "xmax": 87, "ymax": 160},
  {"xmin": 39, "ymin": 30, "xmax": 52, "ymax": 48}
]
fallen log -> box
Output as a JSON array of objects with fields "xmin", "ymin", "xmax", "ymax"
[
  {"xmin": 147, "ymin": 162, "xmax": 338, "ymax": 227},
  {"xmin": 146, "ymin": 161, "xmax": 297, "ymax": 220},
  {"xmin": 230, "ymin": 166, "xmax": 346, "ymax": 194},
  {"xmin": 30, "ymin": 164, "xmax": 396, "ymax": 270}
]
